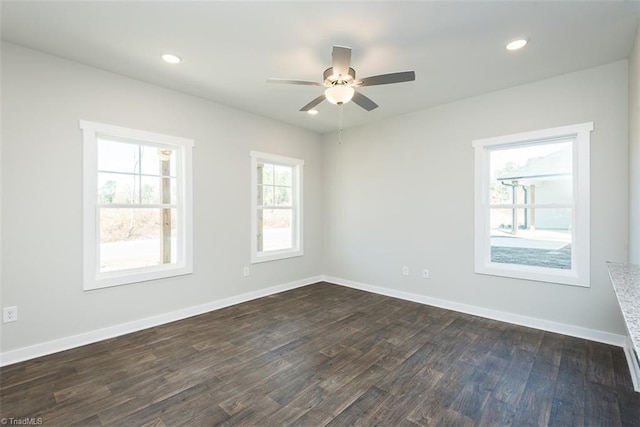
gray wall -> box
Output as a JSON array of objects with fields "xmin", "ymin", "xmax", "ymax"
[
  {"xmin": 0, "ymin": 43, "xmax": 324, "ymax": 352},
  {"xmin": 323, "ymin": 60, "xmax": 629, "ymax": 334},
  {"xmin": 630, "ymin": 21, "xmax": 640, "ymax": 264}
]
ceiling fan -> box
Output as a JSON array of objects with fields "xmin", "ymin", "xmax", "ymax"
[{"xmin": 267, "ymin": 45, "xmax": 416, "ymax": 112}]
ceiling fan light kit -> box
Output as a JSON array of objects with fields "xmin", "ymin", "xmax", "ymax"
[{"xmin": 325, "ymin": 85, "xmax": 355, "ymax": 105}]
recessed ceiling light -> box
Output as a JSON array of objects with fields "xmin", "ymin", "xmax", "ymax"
[
  {"xmin": 162, "ymin": 54, "xmax": 182, "ymax": 64},
  {"xmin": 506, "ymin": 39, "xmax": 528, "ymax": 51},
  {"xmin": 307, "ymin": 109, "xmax": 319, "ymax": 115}
]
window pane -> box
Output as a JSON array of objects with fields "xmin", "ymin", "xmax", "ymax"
[
  {"xmin": 139, "ymin": 145, "xmax": 160, "ymax": 176},
  {"xmin": 274, "ymin": 186, "xmax": 291, "ymax": 206},
  {"xmin": 490, "ymin": 207, "xmax": 572, "ymax": 269},
  {"xmin": 260, "ymin": 163, "xmax": 274, "ymax": 185},
  {"xmin": 139, "ymin": 176, "xmax": 177, "ymax": 204},
  {"xmin": 490, "ymin": 141, "xmax": 573, "ymax": 205},
  {"xmin": 260, "ymin": 208, "xmax": 292, "ymax": 251},
  {"xmin": 140, "ymin": 176, "xmax": 160, "ymax": 204},
  {"xmin": 98, "ymin": 173, "xmax": 176, "ymax": 205},
  {"xmin": 99, "ymin": 208, "xmax": 177, "ymax": 272},
  {"xmin": 140, "ymin": 146, "xmax": 177, "ymax": 177},
  {"xmin": 98, "ymin": 139, "xmax": 139, "ymax": 173},
  {"xmin": 275, "ymin": 165, "xmax": 292, "ymax": 186},
  {"xmin": 260, "ymin": 185, "xmax": 274, "ymax": 207},
  {"xmin": 98, "ymin": 172, "xmax": 138, "ymax": 204},
  {"xmin": 99, "ymin": 139, "xmax": 178, "ymax": 177}
]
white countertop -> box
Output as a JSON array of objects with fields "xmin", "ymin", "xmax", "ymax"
[{"xmin": 607, "ymin": 262, "xmax": 640, "ymax": 356}]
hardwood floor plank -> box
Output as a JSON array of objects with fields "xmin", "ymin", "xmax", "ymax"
[
  {"xmin": 470, "ymin": 354, "xmax": 509, "ymax": 393},
  {"xmin": 97, "ymin": 380, "xmax": 210, "ymax": 425},
  {"xmin": 553, "ymin": 356, "xmax": 587, "ymax": 410},
  {"xmin": 432, "ymin": 408, "xmax": 475, "ymax": 427},
  {"xmin": 549, "ymin": 398, "xmax": 586, "ymax": 427},
  {"xmin": 318, "ymin": 341, "xmax": 392, "ymax": 393},
  {"xmin": 218, "ymin": 395, "xmax": 280, "ymax": 426},
  {"xmin": 584, "ymin": 381, "xmax": 622, "ymax": 426},
  {"xmin": 491, "ymin": 349, "xmax": 535, "ymax": 406},
  {"xmin": 159, "ymin": 391, "xmax": 231, "ymax": 426},
  {"xmin": 476, "ymin": 395, "xmax": 517, "ymax": 426},
  {"xmin": 405, "ymin": 390, "xmax": 457, "ymax": 426},
  {"xmin": 616, "ymin": 388, "xmax": 640, "ymax": 427},
  {"xmin": 53, "ymin": 382, "xmax": 111, "ymax": 405},
  {"xmin": 586, "ymin": 341, "xmax": 616, "ymax": 388},
  {"xmin": 517, "ymin": 327, "xmax": 545, "ymax": 354},
  {"xmin": 325, "ymin": 386, "xmax": 389, "ymax": 427},
  {"xmin": 68, "ymin": 414, "xmax": 102, "ymax": 427},
  {"xmin": 365, "ymin": 367, "xmax": 443, "ymax": 425},
  {"xmin": 1, "ymin": 282, "xmax": 638, "ymax": 426},
  {"xmin": 262, "ymin": 385, "xmax": 328, "ymax": 425},
  {"xmin": 35, "ymin": 390, "xmax": 135, "ymax": 426},
  {"xmin": 376, "ymin": 342, "xmax": 439, "ymax": 394},
  {"xmin": 105, "ymin": 380, "xmax": 213, "ymax": 427},
  {"xmin": 138, "ymin": 418, "xmax": 168, "ymax": 427},
  {"xmin": 512, "ymin": 372, "xmax": 555, "ymax": 426},
  {"xmin": 405, "ymin": 363, "xmax": 477, "ymax": 425},
  {"xmin": 449, "ymin": 381, "xmax": 490, "ymax": 420}
]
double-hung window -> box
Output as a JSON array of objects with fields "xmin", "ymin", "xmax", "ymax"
[
  {"xmin": 473, "ymin": 122, "xmax": 592, "ymax": 287},
  {"xmin": 81, "ymin": 121, "xmax": 194, "ymax": 290},
  {"xmin": 250, "ymin": 151, "xmax": 303, "ymax": 263}
]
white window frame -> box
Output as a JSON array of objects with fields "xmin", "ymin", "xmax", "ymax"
[
  {"xmin": 472, "ymin": 122, "xmax": 593, "ymax": 287},
  {"xmin": 250, "ymin": 151, "xmax": 304, "ymax": 264},
  {"xmin": 80, "ymin": 120, "xmax": 194, "ymax": 290}
]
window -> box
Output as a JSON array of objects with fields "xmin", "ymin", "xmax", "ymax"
[
  {"xmin": 250, "ymin": 151, "xmax": 303, "ymax": 263},
  {"xmin": 80, "ymin": 121, "xmax": 193, "ymax": 290},
  {"xmin": 473, "ymin": 122, "xmax": 592, "ymax": 287}
]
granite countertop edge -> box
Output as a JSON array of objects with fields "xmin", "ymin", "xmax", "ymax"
[{"xmin": 606, "ymin": 261, "xmax": 640, "ymax": 356}]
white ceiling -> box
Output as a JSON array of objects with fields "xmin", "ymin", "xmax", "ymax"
[{"xmin": 2, "ymin": 1, "xmax": 639, "ymax": 134}]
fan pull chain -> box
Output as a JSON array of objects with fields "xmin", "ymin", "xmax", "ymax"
[{"xmin": 338, "ymin": 104, "xmax": 343, "ymax": 144}]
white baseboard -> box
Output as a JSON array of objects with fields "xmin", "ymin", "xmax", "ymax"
[
  {"xmin": 322, "ymin": 275, "xmax": 627, "ymax": 348},
  {"xmin": 0, "ymin": 276, "xmax": 321, "ymax": 367},
  {"xmin": 1, "ymin": 274, "xmax": 631, "ymax": 372}
]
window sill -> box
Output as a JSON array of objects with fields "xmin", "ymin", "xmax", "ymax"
[
  {"xmin": 475, "ymin": 263, "xmax": 589, "ymax": 287},
  {"xmin": 84, "ymin": 264, "xmax": 193, "ymax": 291},
  {"xmin": 251, "ymin": 250, "xmax": 303, "ymax": 264}
]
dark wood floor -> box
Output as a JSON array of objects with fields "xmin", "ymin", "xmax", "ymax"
[{"xmin": 1, "ymin": 282, "xmax": 639, "ymax": 426}]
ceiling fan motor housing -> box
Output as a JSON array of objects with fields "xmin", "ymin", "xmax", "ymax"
[{"xmin": 324, "ymin": 67, "xmax": 356, "ymax": 86}]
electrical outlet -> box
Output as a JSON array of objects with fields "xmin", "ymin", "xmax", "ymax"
[
  {"xmin": 3, "ymin": 306, "xmax": 17, "ymax": 323},
  {"xmin": 243, "ymin": 266, "xmax": 250, "ymax": 277},
  {"xmin": 423, "ymin": 269, "xmax": 429, "ymax": 279},
  {"xmin": 402, "ymin": 266, "xmax": 409, "ymax": 276}
]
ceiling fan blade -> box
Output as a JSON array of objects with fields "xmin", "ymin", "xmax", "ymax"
[
  {"xmin": 267, "ymin": 78, "xmax": 323, "ymax": 86},
  {"xmin": 332, "ymin": 46, "xmax": 352, "ymax": 78},
  {"xmin": 300, "ymin": 95, "xmax": 326, "ymax": 112},
  {"xmin": 357, "ymin": 71, "xmax": 416, "ymax": 87},
  {"xmin": 352, "ymin": 91, "xmax": 379, "ymax": 111}
]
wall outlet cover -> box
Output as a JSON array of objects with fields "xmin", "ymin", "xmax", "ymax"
[{"xmin": 3, "ymin": 306, "xmax": 18, "ymax": 323}]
